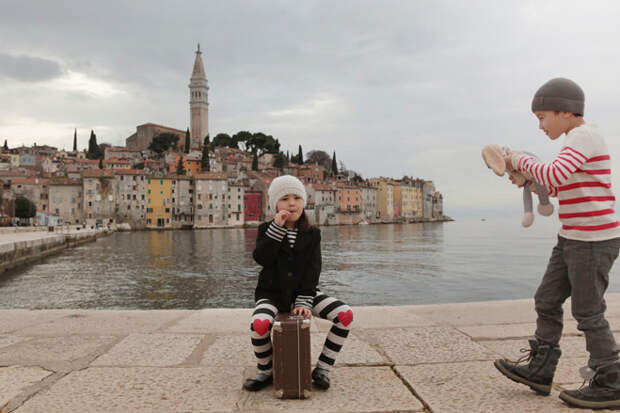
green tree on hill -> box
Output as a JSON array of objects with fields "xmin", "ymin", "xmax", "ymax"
[
  {"xmin": 73, "ymin": 129, "xmax": 77, "ymax": 152},
  {"xmin": 15, "ymin": 196, "xmax": 36, "ymax": 219},
  {"xmin": 297, "ymin": 145, "xmax": 303, "ymax": 164},
  {"xmin": 331, "ymin": 151, "xmax": 338, "ymax": 175},
  {"xmin": 252, "ymin": 152, "xmax": 258, "ymax": 171},
  {"xmin": 177, "ymin": 156, "xmax": 185, "ymax": 175},
  {"xmin": 148, "ymin": 133, "xmax": 179, "ymax": 156},
  {"xmin": 86, "ymin": 130, "xmax": 103, "ymax": 160},
  {"xmin": 185, "ymin": 128, "xmax": 190, "ymax": 153},
  {"xmin": 201, "ymin": 145, "xmax": 210, "ymax": 171},
  {"xmin": 211, "ymin": 133, "xmax": 232, "ymax": 148}
]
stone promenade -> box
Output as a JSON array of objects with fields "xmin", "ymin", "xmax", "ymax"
[{"xmin": 3, "ymin": 295, "xmax": 620, "ymax": 412}]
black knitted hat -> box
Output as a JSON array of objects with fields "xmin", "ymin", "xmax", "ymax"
[{"xmin": 531, "ymin": 78, "xmax": 585, "ymax": 116}]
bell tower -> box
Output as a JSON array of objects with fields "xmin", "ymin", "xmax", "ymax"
[{"xmin": 189, "ymin": 43, "xmax": 209, "ymax": 150}]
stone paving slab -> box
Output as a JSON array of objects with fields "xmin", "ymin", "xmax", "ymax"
[
  {"xmin": 341, "ymin": 306, "xmax": 434, "ymax": 330},
  {"xmin": 0, "ymin": 335, "xmax": 27, "ymax": 350},
  {"xmin": 240, "ymin": 366, "xmax": 424, "ymax": 413},
  {"xmin": 0, "ymin": 310, "xmax": 72, "ymax": 334},
  {"xmin": 457, "ymin": 321, "xmax": 581, "ymax": 341},
  {"xmin": 397, "ymin": 362, "xmax": 588, "ymax": 413},
  {"xmin": 14, "ymin": 367, "xmax": 246, "ymax": 413},
  {"xmin": 15, "ymin": 310, "xmax": 188, "ymax": 336},
  {"xmin": 363, "ymin": 326, "xmax": 496, "ymax": 365},
  {"xmin": 165, "ymin": 308, "xmax": 252, "ymax": 334},
  {"xmin": 201, "ymin": 332, "xmax": 384, "ymax": 367},
  {"xmin": 91, "ymin": 333, "xmax": 204, "ymax": 367},
  {"xmin": 407, "ymin": 298, "xmax": 536, "ymax": 326},
  {"xmin": 0, "ymin": 366, "xmax": 52, "ymax": 407},
  {"xmin": 0, "ymin": 335, "xmax": 117, "ymax": 372}
]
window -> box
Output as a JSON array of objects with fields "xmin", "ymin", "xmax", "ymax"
[{"xmin": 165, "ymin": 208, "xmax": 170, "ymax": 213}]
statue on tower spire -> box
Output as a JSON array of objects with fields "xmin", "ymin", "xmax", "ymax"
[{"xmin": 197, "ymin": 43, "xmax": 201, "ymax": 53}]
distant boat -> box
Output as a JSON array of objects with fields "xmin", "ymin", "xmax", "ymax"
[
  {"xmin": 481, "ymin": 218, "xmax": 486, "ymax": 221},
  {"xmin": 359, "ymin": 220, "xmax": 369, "ymax": 225}
]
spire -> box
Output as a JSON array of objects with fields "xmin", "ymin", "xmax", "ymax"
[{"xmin": 192, "ymin": 44, "xmax": 205, "ymax": 79}]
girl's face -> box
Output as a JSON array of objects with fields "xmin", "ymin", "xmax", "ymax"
[{"xmin": 276, "ymin": 194, "xmax": 304, "ymax": 223}]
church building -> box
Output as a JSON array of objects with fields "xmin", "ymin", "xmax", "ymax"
[{"xmin": 126, "ymin": 45, "xmax": 209, "ymax": 152}]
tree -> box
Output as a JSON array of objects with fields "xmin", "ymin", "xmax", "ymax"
[
  {"xmin": 203, "ymin": 134, "xmax": 210, "ymax": 147},
  {"xmin": 232, "ymin": 131, "xmax": 253, "ymax": 151},
  {"xmin": 99, "ymin": 158, "xmax": 103, "ymax": 169},
  {"xmin": 252, "ymin": 152, "xmax": 258, "ymax": 171},
  {"xmin": 201, "ymin": 145, "xmax": 210, "ymax": 171},
  {"xmin": 185, "ymin": 128, "xmax": 191, "ymax": 153},
  {"xmin": 99, "ymin": 142, "xmax": 111, "ymax": 155},
  {"xmin": 331, "ymin": 151, "xmax": 338, "ymax": 175},
  {"xmin": 73, "ymin": 129, "xmax": 77, "ymax": 151},
  {"xmin": 306, "ymin": 150, "xmax": 331, "ymax": 170},
  {"xmin": 135, "ymin": 162, "xmax": 145, "ymax": 170},
  {"xmin": 148, "ymin": 133, "xmax": 179, "ymax": 156},
  {"xmin": 211, "ymin": 133, "xmax": 232, "ymax": 148},
  {"xmin": 297, "ymin": 145, "xmax": 303, "ymax": 164},
  {"xmin": 274, "ymin": 153, "xmax": 286, "ymax": 169},
  {"xmin": 2, "ymin": 139, "xmax": 7, "ymax": 151},
  {"xmin": 15, "ymin": 196, "xmax": 36, "ymax": 219},
  {"xmin": 86, "ymin": 130, "xmax": 102, "ymax": 160},
  {"xmin": 177, "ymin": 156, "xmax": 185, "ymax": 175}
]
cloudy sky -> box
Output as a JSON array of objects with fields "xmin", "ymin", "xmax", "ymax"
[{"xmin": 2, "ymin": 0, "xmax": 620, "ymax": 218}]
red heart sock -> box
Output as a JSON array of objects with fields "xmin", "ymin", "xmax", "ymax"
[
  {"xmin": 253, "ymin": 319, "xmax": 271, "ymax": 336},
  {"xmin": 337, "ymin": 310, "xmax": 353, "ymax": 327}
]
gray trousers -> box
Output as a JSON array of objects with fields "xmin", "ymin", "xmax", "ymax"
[{"xmin": 535, "ymin": 235, "xmax": 620, "ymax": 368}]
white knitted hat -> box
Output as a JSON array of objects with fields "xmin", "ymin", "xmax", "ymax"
[{"xmin": 268, "ymin": 175, "xmax": 307, "ymax": 212}]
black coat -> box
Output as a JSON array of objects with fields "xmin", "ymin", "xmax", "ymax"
[{"xmin": 252, "ymin": 221, "xmax": 321, "ymax": 312}]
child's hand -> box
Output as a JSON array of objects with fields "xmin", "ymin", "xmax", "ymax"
[
  {"xmin": 292, "ymin": 306, "xmax": 312, "ymax": 319},
  {"xmin": 504, "ymin": 149, "xmax": 515, "ymax": 174},
  {"xmin": 274, "ymin": 210, "xmax": 290, "ymax": 227}
]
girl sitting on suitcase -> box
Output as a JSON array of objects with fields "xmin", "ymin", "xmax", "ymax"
[{"xmin": 243, "ymin": 175, "xmax": 354, "ymax": 392}]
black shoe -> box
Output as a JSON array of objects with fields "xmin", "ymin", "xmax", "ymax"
[
  {"xmin": 560, "ymin": 363, "xmax": 620, "ymax": 409},
  {"xmin": 494, "ymin": 339, "xmax": 561, "ymax": 396},
  {"xmin": 242, "ymin": 374, "xmax": 273, "ymax": 392},
  {"xmin": 312, "ymin": 367, "xmax": 330, "ymax": 390}
]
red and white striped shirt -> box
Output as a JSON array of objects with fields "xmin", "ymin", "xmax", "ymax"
[{"xmin": 512, "ymin": 123, "xmax": 620, "ymax": 241}]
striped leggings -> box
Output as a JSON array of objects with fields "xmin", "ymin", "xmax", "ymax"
[{"xmin": 250, "ymin": 293, "xmax": 353, "ymax": 375}]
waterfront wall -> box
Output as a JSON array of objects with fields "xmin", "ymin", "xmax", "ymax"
[{"xmin": 0, "ymin": 229, "xmax": 107, "ymax": 273}]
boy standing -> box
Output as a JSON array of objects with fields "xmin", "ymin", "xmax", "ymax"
[{"xmin": 494, "ymin": 77, "xmax": 620, "ymax": 409}]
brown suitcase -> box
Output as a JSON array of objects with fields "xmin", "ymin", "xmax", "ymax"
[{"xmin": 272, "ymin": 313, "xmax": 312, "ymax": 399}]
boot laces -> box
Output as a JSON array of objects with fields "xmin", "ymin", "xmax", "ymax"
[{"xmin": 512, "ymin": 346, "xmax": 537, "ymax": 365}]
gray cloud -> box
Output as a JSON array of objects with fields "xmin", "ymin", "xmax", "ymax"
[
  {"xmin": 2, "ymin": 0, "xmax": 620, "ymax": 216},
  {"xmin": 0, "ymin": 53, "xmax": 63, "ymax": 82}
]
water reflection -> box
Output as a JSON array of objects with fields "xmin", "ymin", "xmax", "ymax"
[{"xmin": 4, "ymin": 219, "xmax": 619, "ymax": 309}]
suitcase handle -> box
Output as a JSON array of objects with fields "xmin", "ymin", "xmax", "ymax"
[{"xmin": 273, "ymin": 318, "xmax": 311, "ymax": 331}]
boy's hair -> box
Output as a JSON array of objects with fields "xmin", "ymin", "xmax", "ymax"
[{"xmin": 532, "ymin": 78, "xmax": 585, "ymax": 116}]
